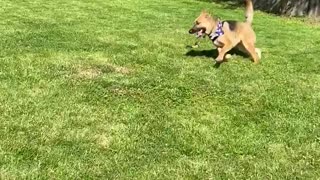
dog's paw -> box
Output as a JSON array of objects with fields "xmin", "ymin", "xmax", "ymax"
[
  {"xmin": 215, "ymin": 57, "xmax": 224, "ymax": 62},
  {"xmin": 255, "ymin": 48, "xmax": 261, "ymax": 60},
  {"xmin": 225, "ymin": 54, "xmax": 232, "ymax": 59}
]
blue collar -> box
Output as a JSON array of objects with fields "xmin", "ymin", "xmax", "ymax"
[{"xmin": 209, "ymin": 21, "xmax": 224, "ymax": 41}]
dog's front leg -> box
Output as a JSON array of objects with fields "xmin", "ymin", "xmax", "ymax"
[
  {"xmin": 217, "ymin": 47, "xmax": 232, "ymax": 61},
  {"xmin": 214, "ymin": 36, "xmax": 233, "ymax": 62},
  {"xmin": 215, "ymin": 44, "xmax": 233, "ymax": 62}
]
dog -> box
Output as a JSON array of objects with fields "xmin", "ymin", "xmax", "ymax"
[{"xmin": 188, "ymin": 0, "xmax": 261, "ymax": 63}]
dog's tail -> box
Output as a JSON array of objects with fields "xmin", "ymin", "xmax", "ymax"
[{"xmin": 245, "ymin": 0, "xmax": 254, "ymax": 25}]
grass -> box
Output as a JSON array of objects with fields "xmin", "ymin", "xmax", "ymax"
[{"xmin": 0, "ymin": 0, "xmax": 320, "ymax": 179}]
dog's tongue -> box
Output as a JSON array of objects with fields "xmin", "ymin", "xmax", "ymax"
[{"xmin": 196, "ymin": 31, "xmax": 203, "ymax": 38}]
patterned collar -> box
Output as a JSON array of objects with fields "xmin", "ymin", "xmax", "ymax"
[{"xmin": 209, "ymin": 21, "xmax": 224, "ymax": 41}]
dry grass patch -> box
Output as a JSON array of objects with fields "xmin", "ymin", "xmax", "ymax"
[
  {"xmin": 73, "ymin": 63, "xmax": 132, "ymax": 79},
  {"xmin": 75, "ymin": 67, "xmax": 102, "ymax": 79}
]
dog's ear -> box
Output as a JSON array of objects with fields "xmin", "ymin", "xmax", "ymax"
[
  {"xmin": 201, "ymin": 10, "xmax": 209, "ymax": 17},
  {"xmin": 201, "ymin": 10, "xmax": 213, "ymax": 19},
  {"xmin": 205, "ymin": 13, "xmax": 214, "ymax": 19},
  {"xmin": 201, "ymin": 9, "xmax": 209, "ymax": 15},
  {"xmin": 213, "ymin": 15, "xmax": 221, "ymax": 21}
]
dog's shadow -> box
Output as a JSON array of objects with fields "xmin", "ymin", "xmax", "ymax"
[
  {"xmin": 185, "ymin": 49, "xmax": 218, "ymax": 58},
  {"xmin": 185, "ymin": 48, "xmax": 249, "ymax": 68}
]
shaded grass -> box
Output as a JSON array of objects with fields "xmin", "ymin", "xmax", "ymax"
[{"xmin": 0, "ymin": 0, "xmax": 320, "ymax": 179}]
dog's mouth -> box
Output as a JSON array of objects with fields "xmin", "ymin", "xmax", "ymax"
[
  {"xmin": 196, "ymin": 29, "xmax": 205, "ymax": 38},
  {"xmin": 189, "ymin": 27, "xmax": 206, "ymax": 38}
]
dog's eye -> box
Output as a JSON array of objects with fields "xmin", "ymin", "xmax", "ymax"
[{"xmin": 195, "ymin": 21, "xmax": 199, "ymax": 25}]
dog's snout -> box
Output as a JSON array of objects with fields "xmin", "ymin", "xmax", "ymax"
[{"xmin": 189, "ymin": 29, "xmax": 194, "ymax": 34}]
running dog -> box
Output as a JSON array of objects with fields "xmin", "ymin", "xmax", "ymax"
[{"xmin": 189, "ymin": 0, "xmax": 261, "ymax": 63}]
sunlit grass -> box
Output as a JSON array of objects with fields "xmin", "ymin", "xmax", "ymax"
[{"xmin": 0, "ymin": 0, "xmax": 320, "ymax": 178}]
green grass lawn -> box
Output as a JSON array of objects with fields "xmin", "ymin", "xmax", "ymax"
[{"xmin": 1, "ymin": 0, "xmax": 320, "ymax": 179}]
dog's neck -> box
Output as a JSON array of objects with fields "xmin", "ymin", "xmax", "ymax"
[
  {"xmin": 209, "ymin": 21, "xmax": 224, "ymax": 41},
  {"xmin": 206, "ymin": 16, "xmax": 220, "ymax": 35}
]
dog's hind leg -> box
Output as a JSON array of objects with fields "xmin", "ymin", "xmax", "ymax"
[{"xmin": 242, "ymin": 41, "xmax": 259, "ymax": 63}]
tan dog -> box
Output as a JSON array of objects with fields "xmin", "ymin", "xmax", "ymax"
[{"xmin": 189, "ymin": 0, "xmax": 261, "ymax": 63}]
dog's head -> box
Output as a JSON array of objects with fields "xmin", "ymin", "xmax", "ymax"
[{"xmin": 189, "ymin": 11, "xmax": 217, "ymax": 38}]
